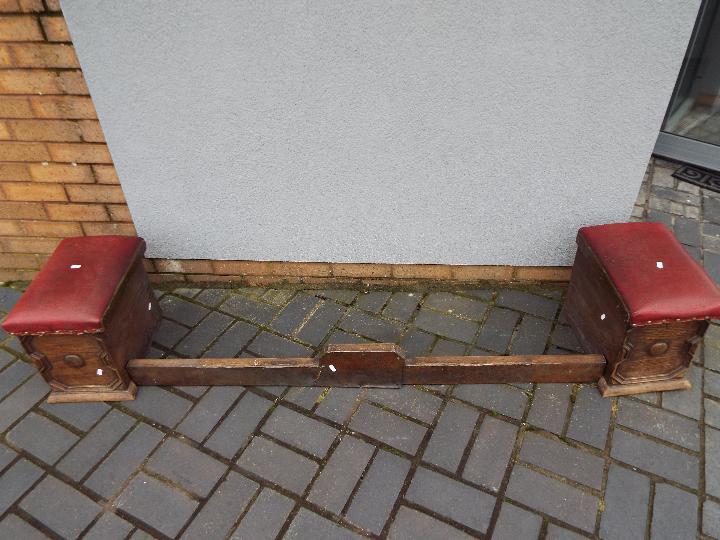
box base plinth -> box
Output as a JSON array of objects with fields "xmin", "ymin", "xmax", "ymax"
[
  {"xmin": 46, "ymin": 381, "xmax": 137, "ymax": 403},
  {"xmin": 598, "ymin": 376, "xmax": 691, "ymax": 397}
]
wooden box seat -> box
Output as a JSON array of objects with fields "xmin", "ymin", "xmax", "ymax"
[
  {"xmin": 565, "ymin": 222, "xmax": 720, "ymax": 396},
  {"xmin": 2, "ymin": 236, "xmax": 161, "ymax": 403}
]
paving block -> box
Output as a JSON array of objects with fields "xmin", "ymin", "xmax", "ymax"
[
  {"xmin": 705, "ymin": 369, "xmax": 720, "ymax": 398},
  {"xmin": 383, "ymin": 292, "xmax": 421, "ymax": 322},
  {"xmin": 475, "ymin": 307, "xmax": 520, "ymax": 353},
  {"xmin": 40, "ymin": 400, "xmax": 109, "ymax": 432},
  {"xmin": 706, "ymin": 397, "xmax": 720, "ymax": 429},
  {"xmin": 0, "ymin": 459, "xmax": 43, "ymax": 514},
  {"xmin": 0, "ymin": 359, "xmax": 35, "ymax": 400},
  {"xmin": 388, "ymin": 506, "xmax": 474, "ymax": 540},
  {"xmin": 463, "ymin": 415, "xmax": 517, "ymax": 491},
  {"xmin": 146, "ymin": 437, "xmax": 227, "ymax": 497},
  {"xmin": 430, "ymin": 338, "xmax": 466, "ymax": 355},
  {"xmin": 704, "ymin": 195, "xmax": 720, "ymax": 224},
  {"xmin": 704, "ymin": 498, "xmax": 720, "ymax": 539},
  {"xmin": 704, "ymin": 251, "xmax": 720, "ymax": 283},
  {"xmin": 0, "ymin": 515, "xmax": 47, "ymax": 540},
  {"xmin": 491, "ymin": 503, "xmax": 542, "ymax": 540},
  {"xmin": 175, "ymin": 311, "xmax": 233, "ymax": 356},
  {"xmin": 314, "ymin": 387, "xmax": 363, "ymax": 423},
  {"xmin": 406, "ymin": 467, "xmax": 495, "ymax": 533},
  {"xmin": 153, "ymin": 319, "xmax": 189, "ymax": 349},
  {"xmin": 327, "ymin": 330, "xmax": 371, "ymax": 344},
  {"xmin": 423, "ymin": 292, "xmax": 487, "ymax": 320},
  {"xmin": 650, "ymin": 483, "xmax": 698, "ymax": 540},
  {"xmin": 510, "ymin": 315, "xmax": 552, "ymax": 354},
  {"xmin": 260, "ymin": 288, "xmax": 294, "ymax": 305},
  {"xmin": 284, "ymin": 386, "xmax": 327, "ymax": 409},
  {"xmin": 345, "ymin": 449, "xmax": 411, "ymax": 535},
  {"xmin": 366, "ymin": 386, "xmax": 442, "ymax": 424},
  {"xmin": 414, "ymin": 309, "xmax": 478, "ymax": 343},
  {"xmin": 296, "ymin": 301, "xmax": 345, "ymax": 346},
  {"xmin": 308, "ymin": 436, "xmax": 375, "ymax": 514},
  {"xmin": 195, "ymin": 288, "xmax": 230, "ymax": 307},
  {"xmin": 83, "ymin": 513, "xmax": 134, "ymax": 540},
  {"xmin": 173, "ymin": 287, "xmax": 201, "ymax": 299},
  {"xmin": 453, "ymin": 384, "xmax": 528, "ymax": 419},
  {"xmin": 181, "ymin": 472, "xmax": 258, "ymax": 540},
  {"xmin": 527, "ymin": 383, "xmax": 572, "ymax": 435},
  {"xmin": 57, "ymin": 410, "xmax": 135, "ymax": 481},
  {"xmin": 203, "ymin": 320, "xmax": 258, "ymax": 357},
  {"xmin": 611, "ymin": 429, "xmax": 698, "ymax": 489},
  {"xmin": 674, "ymin": 215, "xmax": 701, "ymax": 246},
  {"xmin": 7, "ymin": 412, "xmax": 78, "ymax": 465},
  {"xmin": 0, "ymin": 375, "xmax": 48, "ymax": 432},
  {"xmin": 0, "ymin": 349, "xmax": 14, "ymax": 371},
  {"xmin": 505, "ymin": 466, "xmax": 599, "ymax": 533},
  {"xmin": 229, "ymin": 488, "xmax": 294, "ymax": 540},
  {"xmin": 661, "ymin": 362, "xmax": 702, "ymax": 420},
  {"xmin": 0, "ymin": 287, "xmax": 22, "ymax": 312},
  {"xmin": 496, "ymin": 290, "xmax": 559, "ymax": 319},
  {"xmin": 20, "ymin": 475, "xmax": 101, "ymax": 539},
  {"xmin": 519, "ymin": 432, "xmax": 605, "ymax": 489},
  {"xmin": 237, "ymin": 437, "xmax": 318, "ymax": 494},
  {"xmin": 159, "ymin": 295, "xmax": 209, "ymax": 326},
  {"xmin": 270, "ymin": 293, "xmax": 319, "ymax": 335},
  {"xmin": 545, "ymin": 524, "xmax": 587, "ymax": 539},
  {"xmin": 84, "ymin": 422, "xmax": 164, "ymax": 498},
  {"xmin": 261, "ymin": 405, "xmax": 339, "ymax": 457},
  {"xmin": 220, "ymin": 295, "xmax": 277, "ymax": 324},
  {"xmin": 707, "ymin": 427, "xmax": 720, "ymax": 498},
  {"xmin": 116, "ymin": 473, "xmax": 198, "ymax": 538},
  {"xmin": 423, "ymin": 401, "xmax": 478, "ymax": 472},
  {"xmin": 247, "ymin": 331, "xmax": 313, "ymax": 357},
  {"xmin": 123, "ymin": 386, "xmax": 193, "ymax": 428},
  {"xmin": 550, "ymin": 324, "xmax": 583, "ymax": 351},
  {"xmin": 349, "ymin": 403, "xmax": 426, "ymax": 454},
  {"xmin": 339, "ymin": 309, "xmax": 404, "ymax": 342},
  {"xmin": 617, "ymin": 398, "xmax": 700, "ymax": 451},
  {"xmin": 204, "ymin": 391, "xmax": 273, "ymax": 459},
  {"xmin": 355, "ymin": 291, "xmax": 392, "ymax": 313},
  {"xmin": 566, "ymin": 385, "xmax": 612, "ymax": 449},
  {"xmin": 600, "ymin": 464, "xmax": 650, "ymax": 540},
  {"xmin": 285, "ymin": 508, "xmax": 363, "ymax": 539},
  {"xmin": 0, "ymin": 444, "xmax": 16, "ymax": 472},
  {"xmin": 177, "ymin": 386, "xmax": 243, "ymax": 442},
  {"xmin": 312, "ymin": 289, "xmax": 358, "ymax": 304},
  {"xmin": 399, "ymin": 328, "xmax": 435, "ymax": 356}
]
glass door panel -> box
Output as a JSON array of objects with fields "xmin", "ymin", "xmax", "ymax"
[{"xmin": 655, "ymin": 0, "xmax": 720, "ymax": 170}]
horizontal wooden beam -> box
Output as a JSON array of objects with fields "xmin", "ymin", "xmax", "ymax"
[{"xmin": 127, "ymin": 343, "xmax": 605, "ymax": 387}]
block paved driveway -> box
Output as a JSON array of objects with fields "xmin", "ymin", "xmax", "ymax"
[{"xmin": 0, "ymin": 157, "xmax": 718, "ymax": 540}]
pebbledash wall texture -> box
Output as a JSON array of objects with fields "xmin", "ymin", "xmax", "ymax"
[
  {"xmin": 0, "ymin": 1, "xmax": 699, "ymax": 286},
  {"xmin": 0, "ymin": 1, "xmax": 570, "ymax": 286}
]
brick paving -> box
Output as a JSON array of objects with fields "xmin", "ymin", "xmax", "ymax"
[{"xmin": 0, "ymin": 158, "xmax": 718, "ymax": 539}]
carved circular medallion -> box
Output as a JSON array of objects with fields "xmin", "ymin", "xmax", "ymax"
[
  {"xmin": 648, "ymin": 341, "xmax": 669, "ymax": 356},
  {"xmin": 63, "ymin": 354, "xmax": 85, "ymax": 368}
]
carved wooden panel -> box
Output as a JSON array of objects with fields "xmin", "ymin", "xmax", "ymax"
[
  {"xmin": 24, "ymin": 334, "xmax": 123, "ymax": 392},
  {"xmin": 611, "ymin": 320, "xmax": 705, "ymax": 384}
]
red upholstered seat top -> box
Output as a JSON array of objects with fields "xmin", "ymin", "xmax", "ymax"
[
  {"xmin": 579, "ymin": 222, "xmax": 720, "ymax": 325},
  {"xmin": 2, "ymin": 236, "xmax": 145, "ymax": 335}
]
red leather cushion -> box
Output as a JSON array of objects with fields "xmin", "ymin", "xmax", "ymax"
[
  {"xmin": 579, "ymin": 222, "xmax": 720, "ymax": 325},
  {"xmin": 2, "ymin": 236, "xmax": 145, "ymax": 335}
]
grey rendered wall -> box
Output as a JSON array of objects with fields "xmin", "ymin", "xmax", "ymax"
[{"xmin": 61, "ymin": 0, "xmax": 700, "ymax": 265}]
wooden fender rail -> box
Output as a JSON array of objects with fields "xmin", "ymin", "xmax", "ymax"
[{"xmin": 128, "ymin": 343, "xmax": 606, "ymax": 388}]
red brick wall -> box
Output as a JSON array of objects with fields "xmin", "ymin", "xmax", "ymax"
[{"xmin": 0, "ymin": 0, "xmax": 135, "ymax": 281}]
